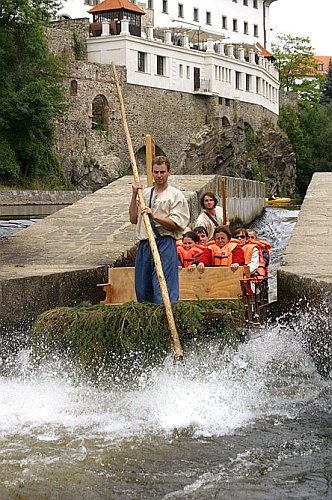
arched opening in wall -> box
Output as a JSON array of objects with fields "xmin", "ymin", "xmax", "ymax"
[
  {"xmin": 92, "ymin": 94, "xmax": 109, "ymax": 131},
  {"xmin": 244, "ymin": 122, "xmax": 256, "ymax": 157},
  {"xmin": 135, "ymin": 144, "xmax": 166, "ymax": 175},
  {"xmin": 58, "ymin": 14, "xmax": 71, "ymax": 20},
  {"xmin": 70, "ymin": 80, "xmax": 78, "ymax": 96},
  {"xmin": 221, "ymin": 116, "xmax": 231, "ymax": 127}
]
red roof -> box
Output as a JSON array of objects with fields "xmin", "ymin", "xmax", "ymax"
[
  {"xmin": 314, "ymin": 55, "xmax": 332, "ymax": 73},
  {"xmin": 255, "ymin": 42, "xmax": 273, "ymax": 58},
  {"xmin": 89, "ymin": 0, "xmax": 145, "ymax": 14}
]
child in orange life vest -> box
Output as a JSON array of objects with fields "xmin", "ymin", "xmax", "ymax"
[
  {"xmin": 247, "ymin": 229, "xmax": 271, "ymax": 277},
  {"xmin": 193, "ymin": 226, "xmax": 209, "ymax": 246},
  {"xmin": 233, "ymin": 228, "xmax": 259, "ymax": 275},
  {"xmin": 176, "ymin": 226, "xmax": 192, "ymax": 248},
  {"xmin": 177, "ymin": 231, "xmax": 205, "ymax": 268},
  {"xmin": 189, "ymin": 225, "xmax": 245, "ymax": 273}
]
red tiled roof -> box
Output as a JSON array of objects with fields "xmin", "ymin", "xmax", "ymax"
[
  {"xmin": 314, "ymin": 55, "xmax": 332, "ymax": 73},
  {"xmin": 255, "ymin": 42, "xmax": 273, "ymax": 58},
  {"xmin": 89, "ymin": 0, "xmax": 145, "ymax": 14}
]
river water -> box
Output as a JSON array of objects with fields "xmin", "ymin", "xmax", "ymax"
[{"xmin": 0, "ymin": 206, "xmax": 331, "ymax": 499}]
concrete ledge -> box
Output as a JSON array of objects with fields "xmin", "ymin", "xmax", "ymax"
[
  {"xmin": 278, "ymin": 172, "xmax": 332, "ymax": 305},
  {"xmin": 0, "ymin": 189, "xmax": 91, "ymax": 205},
  {"xmin": 277, "ymin": 172, "xmax": 332, "ymax": 375}
]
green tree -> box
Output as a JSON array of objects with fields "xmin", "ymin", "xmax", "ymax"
[
  {"xmin": 272, "ymin": 34, "xmax": 322, "ymax": 105},
  {"xmin": 0, "ymin": 0, "xmax": 60, "ymax": 26},
  {"xmin": 320, "ymin": 58, "xmax": 332, "ymax": 104},
  {"xmin": 300, "ymin": 103, "xmax": 332, "ymax": 173},
  {"xmin": 0, "ymin": 0, "xmax": 67, "ymax": 186},
  {"xmin": 279, "ymin": 105, "xmax": 312, "ymax": 196}
]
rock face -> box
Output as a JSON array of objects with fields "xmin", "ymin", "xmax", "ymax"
[
  {"xmin": 182, "ymin": 120, "xmax": 297, "ymax": 195},
  {"xmin": 48, "ymin": 19, "xmax": 297, "ymax": 195}
]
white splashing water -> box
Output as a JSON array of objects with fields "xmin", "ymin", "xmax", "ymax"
[{"xmin": 0, "ymin": 320, "xmax": 325, "ymax": 446}]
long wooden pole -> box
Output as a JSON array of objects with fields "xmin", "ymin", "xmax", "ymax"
[
  {"xmin": 221, "ymin": 177, "xmax": 227, "ymax": 225},
  {"xmin": 112, "ymin": 63, "xmax": 183, "ymax": 360}
]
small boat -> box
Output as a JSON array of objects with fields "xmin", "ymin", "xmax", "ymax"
[{"xmin": 265, "ymin": 197, "xmax": 292, "ymax": 205}]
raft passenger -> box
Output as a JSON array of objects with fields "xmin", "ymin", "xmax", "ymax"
[
  {"xmin": 177, "ymin": 231, "xmax": 205, "ymax": 268},
  {"xmin": 189, "ymin": 225, "xmax": 245, "ymax": 273},
  {"xmin": 194, "ymin": 192, "xmax": 224, "ymax": 241}
]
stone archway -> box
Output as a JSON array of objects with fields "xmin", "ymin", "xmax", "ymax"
[
  {"xmin": 92, "ymin": 94, "xmax": 109, "ymax": 131},
  {"xmin": 221, "ymin": 116, "xmax": 231, "ymax": 127},
  {"xmin": 135, "ymin": 144, "xmax": 166, "ymax": 175}
]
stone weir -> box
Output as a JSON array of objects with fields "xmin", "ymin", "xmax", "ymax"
[
  {"xmin": 0, "ymin": 175, "xmax": 264, "ymax": 337},
  {"xmin": 277, "ymin": 172, "xmax": 332, "ymax": 375}
]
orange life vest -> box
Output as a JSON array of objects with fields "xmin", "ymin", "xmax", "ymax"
[
  {"xmin": 256, "ymin": 239, "xmax": 271, "ymax": 279},
  {"xmin": 242, "ymin": 242, "xmax": 259, "ymax": 266},
  {"xmin": 209, "ymin": 241, "xmax": 239, "ymax": 266},
  {"xmin": 177, "ymin": 245, "xmax": 205, "ymax": 268},
  {"xmin": 243, "ymin": 240, "xmax": 271, "ymax": 281}
]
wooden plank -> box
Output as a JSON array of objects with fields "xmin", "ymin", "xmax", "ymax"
[
  {"xmin": 179, "ymin": 266, "xmax": 243, "ymax": 300},
  {"xmin": 108, "ymin": 267, "xmax": 136, "ymax": 303},
  {"xmin": 105, "ymin": 266, "xmax": 243, "ymax": 304}
]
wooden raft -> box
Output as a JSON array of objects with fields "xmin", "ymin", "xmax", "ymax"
[{"xmin": 98, "ymin": 266, "xmax": 245, "ymax": 305}]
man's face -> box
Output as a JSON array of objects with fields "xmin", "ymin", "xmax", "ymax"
[
  {"xmin": 203, "ymin": 196, "xmax": 215, "ymax": 209},
  {"xmin": 152, "ymin": 163, "xmax": 170, "ymax": 186}
]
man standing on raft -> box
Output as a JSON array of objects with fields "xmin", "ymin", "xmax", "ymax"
[{"xmin": 129, "ymin": 156, "xmax": 190, "ymax": 304}]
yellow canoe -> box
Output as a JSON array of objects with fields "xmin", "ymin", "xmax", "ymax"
[{"xmin": 265, "ymin": 197, "xmax": 292, "ymax": 205}]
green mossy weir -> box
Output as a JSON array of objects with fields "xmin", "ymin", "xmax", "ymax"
[{"xmin": 31, "ymin": 301, "xmax": 244, "ymax": 373}]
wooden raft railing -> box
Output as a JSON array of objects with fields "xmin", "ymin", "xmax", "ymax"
[{"xmin": 98, "ymin": 266, "xmax": 245, "ymax": 305}]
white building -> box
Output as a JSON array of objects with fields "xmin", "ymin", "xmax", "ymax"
[
  {"xmin": 57, "ymin": 0, "xmax": 279, "ymax": 115},
  {"xmin": 57, "ymin": 0, "xmax": 277, "ymax": 50}
]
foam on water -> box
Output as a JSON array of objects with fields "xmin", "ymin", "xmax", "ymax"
[{"xmin": 0, "ymin": 318, "xmax": 327, "ymax": 447}]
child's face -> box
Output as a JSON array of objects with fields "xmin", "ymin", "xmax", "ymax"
[
  {"xmin": 197, "ymin": 232, "xmax": 207, "ymax": 244},
  {"xmin": 183, "ymin": 237, "xmax": 196, "ymax": 249}
]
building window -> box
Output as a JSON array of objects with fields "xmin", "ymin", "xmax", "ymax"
[
  {"xmin": 70, "ymin": 80, "xmax": 77, "ymax": 96},
  {"xmin": 138, "ymin": 51, "xmax": 146, "ymax": 72},
  {"xmin": 253, "ymin": 0, "xmax": 258, "ymax": 8},
  {"xmin": 148, "ymin": 0, "xmax": 153, "ymax": 8},
  {"xmin": 317, "ymin": 63, "xmax": 324, "ymax": 71},
  {"xmin": 178, "ymin": 3, "xmax": 184, "ymax": 18},
  {"xmin": 162, "ymin": 0, "xmax": 168, "ymax": 14},
  {"xmin": 193, "ymin": 7, "xmax": 199, "ymax": 22},
  {"xmin": 235, "ymin": 71, "xmax": 241, "ymax": 89},
  {"xmin": 246, "ymin": 74, "xmax": 251, "ymax": 91},
  {"xmin": 222, "ymin": 15, "xmax": 227, "ymax": 29},
  {"xmin": 157, "ymin": 55, "xmax": 165, "ymax": 75},
  {"xmin": 232, "ymin": 0, "xmax": 237, "ymax": 2},
  {"xmin": 254, "ymin": 24, "xmax": 258, "ymax": 37},
  {"xmin": 233, "ymin": 18, "xmax": 238, "ymax": 32},
  {"xmin": 206, "ymin": 11, "xmax": 211, "ymax": 25},
  {"xmin": 243, "ymin": 0, "xmax": 248, "ymax": 5},
  {"xmin": 243, "ymin": 21, "xmax": 248, "ymax": 34},
  {"xmin": 179, "ymin": 64, "xmax": 183, "ymax": 78},
  {"xmin": 186, "ymin": 65, "xmax": 190, "ymax": 79}
]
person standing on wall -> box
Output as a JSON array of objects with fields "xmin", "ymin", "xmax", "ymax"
[
  {"xmin": 195, "ymin": 192, "xmax": 225, "ymax": 241},
  {"xmin": 129, "ymin": 156, "xmax": 190, "ymax": 304}
]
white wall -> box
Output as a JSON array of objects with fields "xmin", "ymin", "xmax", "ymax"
[{"xmin": 87, "ymin": 31, "xmax": 279, "ymax": 114}]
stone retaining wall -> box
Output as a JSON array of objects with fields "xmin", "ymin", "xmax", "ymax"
[{"xmin": 0, "ymin": 190, "xmax": 90, "ymax": 206}]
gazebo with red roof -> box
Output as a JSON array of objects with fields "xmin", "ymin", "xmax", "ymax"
[{"xmin": 89, "ymin": 0, "xmax": 145, "ymax": 37}]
